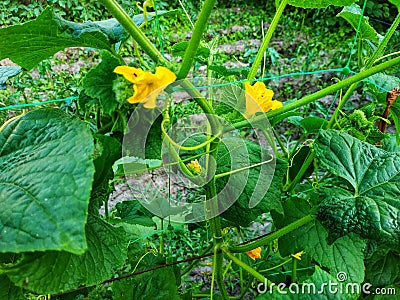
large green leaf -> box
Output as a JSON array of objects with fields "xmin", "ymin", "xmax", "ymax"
[
  {"xmin": 204, "ymin": 136, "xmax": 285, "ymax": 226},
  {"xmin": 301, "ymin": 267, "xmax": 359, "ymax": 299},
  {"xmin": 289, "ymin": 0, "xmax": 356, "ymax": 9},
  {"xmin": 178, "ymin": 134, "xmax": 286, "ymax": 226},
  {"xmin": 219, "ymin": 151, "xmax": 286, "ymax": 226},
  {"xmin": 112, "ymin": 266, "xmax": 179, "ymax": 300},
  {"xmin": 271, "ymin": 198, "xmax": 365, "ymax": 283},
  {"xmin": 123, "ymin": 112, "xmax": 164, "ymax": 160},
  {"xmin": 0, "ymin": 7, "xmax": 111, "ymax": 70},
  {"xmin": 57, "ymin": 12, "xmax": 170, "ymax": 45},
  {"xmin": 337, "ymin": 4, "xmax": 379, "ymax": 42},
  {"xmin": 2, "ymin": 216, "xmax": 127, "ymax": 294},
  {"xmin": 365, "ymin": 249, "xmax": 400, "ymax": 287},
  {"xmin": 0, "ymin": 108, "xmax": 94, "ymax": 255},
  {"xmin": 0, "ymin": 7, "xmax": 170, "ymax": 70},
  {"xmin": 271, "ymin": 197, "xmax": 314, "ymax": 256},
  {"xmin": 0, "ymin": 275, "xmax": 25, "ymax": 300},
  {"xmin": 83, "ymin": 51, "xmax": 121, "ymax": 114},
  {"xmin": 315, "ymin": 130, "xmax": 400, "ymax": 248},
  {"xmin": 92, "ymin": 134, "xmax": 121, "ymax": 189},
  {"xmin": 305, "ymin": 224, "xmax": 365, "ymax": 283}
]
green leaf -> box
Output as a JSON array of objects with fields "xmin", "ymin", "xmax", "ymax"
[
  {"xmin": 83, "ymin": 51, "xmax": 121, "ymax": 114},
  {"xmin": 305, "ymin": 224, "xmax": 365, "ymax": 283},
  {"xmin": 288, "ymin": 0, "xmax": 356, "ymax": 9},
  {"xmin": 57, "ymin": 12, "xmax": 171, "ymax": 45},
  {"xmin": 93, "ymin": 134, "xmax": 121, "ymax": 186},
  {"xmin": 0, "ymin": 66, "xmax": 21, "ymax": 90},
  {"xmin": 91, "ymin": 134, "xmax": 121, "ymax": 210},
  {"xmin": 271, "ymin": 197, "xmax": 314, "ymax": 256},
  {"xmin": 0, "ymin": 7, "xmax": 171, "ymax": 71},
  {"xmin": 300, "ymin": 116, "xmax": 328, "ymax": 134},
  {"xmin": 300, "ymin": 267, "xmax": 359, "ymax": 299},
  {"xmin": 389, "ymin": 102, "xmax": 400, "ymax": 144},
  {"xmin": 217, "ymin": 140, "xmax": 287, "ymax": 226},
  {"xmin": 0, "ymin": 108, "xmax": 94, "ymax": 255},
  {"xmin": 113, "ymin": 156, "xmax": 162, "ymax": 177},
  {"xmin": 124, "ymin": 111, "xmax": 164, "ymax": 160},
  {"xmin": 315, "ymin": 130, "xmax": 400, "ymax": 248},
  {"xmin": 288, "ymin": 146, "xmax": 314, "ymax": 181},
  {"xmin": 271, "ymin": 198, "xmax": 365, "ymax": 283},
  {"xmin": 0, "ymin": 275, "xmax": 25, "ymax": 300},
  {"xmin": 114, "ymin": 201, "xmax": 155, "ymax": 227},
  {"xmin": 365, "ymin": 249, "xmax": 400, "ymax": 287},
  {"xmin": 3, "ymin": 216, "xmax": 127, "ymax": 294},
  {"xmin": 337, "ymin": 4, "xmax": 379, "ymax": 42},
  {"xmin": 289, "ymin": 115, "xmax": 327, "ymax": 133},
  {"xmin": 389, "ymin": 0, "xmax": 400, "ymax": 9},
  {"xmin": 172, "ymin": 41, "xmax": 210, "ymax": 63},
  {"xmin": 382, "ymin": 134, "xmax": 400, "ymax": 152},
  {"xmin": 112, "ymin": 266, "xmax": 179, "ymax": 300},
  {"xmin": 0, "ymin": 7, "xmax": 112, "ymax": 70},
  {"xmin": 178, "ymin": 134, "xmax": 286, "ymax": 225},
  {"xmin": 368, "ymin": 73, "xmax": 400, "ymax": 92},
  {"xmin": 209, "ymin": 65, "xmax": 249, "ymax": 78}
]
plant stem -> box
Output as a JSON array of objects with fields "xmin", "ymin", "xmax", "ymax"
[
  {"xmin": 206, "ymin": 151, "xmax": 230, "ymax": 299},
  {"xmin": 292, "ymin": 257, "xmax": 298, "ymax": 282},
  {"xmin": 272, "ymin": 127, "xmax": 288, "ymax": 157},
  {"xmin": 228, "ymin": 215, "xmax": 314, "ymax": 253},
  {"xmin": 227, "ymin": 55, "xmax": 400, "ymax": 132},
  {"xmin": 283, "ymin": 151, "xmax": 315, "ymax": 192},
  {"xmin": 159, "ymin": 217, "xmax": 164, "ymax": 254},
  {"xmin": 368, "ymin": 12, "xmax": 400, "ymax": 69},
  {"xmin": 328, "ymin": 11, "xmax": 400, "ymax": 128},
  {"xmin": 247, "ymin": 0, "xmax": 288, "ymax": 80},
  {"xmin": 100, "ymin": 0, "xmax": 167, "ymax": 66},
  {"xmin": 177, "ymin": 0, "xmax": 217, "ymax": 79},
  {"xmin": 222, "ymin": 249, "xmax": 268, "ymax": 283},
  {"xmin": 178, "ymin": 80, "xmax": 221, "ymax": 134}
]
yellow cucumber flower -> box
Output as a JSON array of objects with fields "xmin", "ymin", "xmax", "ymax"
[
  {"xmin": 114, "ymin": 66, "xmax": 176, "ymax": 108},
  {"xmin": 186, "ymin": 159, "xmax": 202, "ymax": 175},
  {"xmin": 246, "ymin": 247, "xmax": 262, "ymax": 260},
  {"xmin": 244, "ymin": 81, "xmax": 282, "ymax": 118},
  {"xmin": 291, "ymin": 250, "xmax": 304, "ymax": 260}
]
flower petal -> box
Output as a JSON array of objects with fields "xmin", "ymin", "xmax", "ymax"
[
  {"xmin": 114, "ymin": 66, "xmax": 158, "ymax": 84},
  {"xmin": 244, "ymin": 81, "xmax": 282, "ymax": 118},
  {"xmin": 270, "ymin": 100, "xmax": 283, "ymax": 110},
  {"xmin": 127, "ymin": 84, "xmax": 152, "ymax": 104},
  {"xmin": 115, "ymin": 66, "xmax": 176, "ymax": 109},
  {"xmin": 246, "ymin": 247, "xmax": 262, "ymax": 260},
  {"xmin": 155, "ymin": 66, "xmax": 177, "ymax": 87}
]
